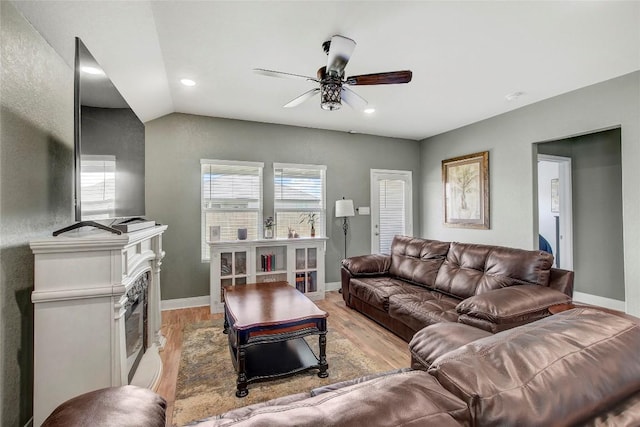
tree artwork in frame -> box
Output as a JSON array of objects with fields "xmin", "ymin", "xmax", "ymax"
[{"xmin": 442, "ymin": 151, "xmax": 490, "ymax": 229}]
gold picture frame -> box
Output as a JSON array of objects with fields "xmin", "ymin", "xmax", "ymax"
[{"xmin": 442, "ymin": 151, "xmax": 490, "ymax": 229}]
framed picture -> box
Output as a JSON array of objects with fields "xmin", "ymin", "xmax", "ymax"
[
  {"xmin": 209, "ymin": 225, "xmax": 221, "ymax": 242},
  {"xmin": 442, "ymin": 151, "xmax": 490, "ymax": 229},
  {"xmin": 551, "ymin": 178, "xmax": 559, "ymax": 213}
]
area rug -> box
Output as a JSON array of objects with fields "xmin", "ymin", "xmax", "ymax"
[{"xmin": 172, "ymin": 319, "xmax": 389, "ymax": 426}]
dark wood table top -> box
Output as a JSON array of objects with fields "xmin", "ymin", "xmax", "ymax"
[{"xmin": 224, "ymin": 282, "xmax": 327, "ymax": 330}]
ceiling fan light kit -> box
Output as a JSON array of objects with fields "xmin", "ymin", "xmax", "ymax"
[
  {"xmin": 254, "ymin": 35, "xmax": 412, "ymax": 111},
  {"xmin": 321, "ymin": 80, "xmax": 342, "ymax": 110}
]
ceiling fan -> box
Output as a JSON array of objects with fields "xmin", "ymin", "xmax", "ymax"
[{"xmin": 254, "ymin": 35, "xmax": 412, "ymax": 111}]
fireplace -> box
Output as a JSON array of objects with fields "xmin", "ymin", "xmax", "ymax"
[
  {"xmin": 31, "ymin": 225, "xmax": 167, "ymax": 426},
  {"xmin": 125, "ymin": 271, "xmax": 149, "ymax": 383}
]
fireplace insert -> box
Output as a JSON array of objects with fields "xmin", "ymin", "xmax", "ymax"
[{"xmin": 125, "ymin": 271, "xmax": 149, "ymax": 383}]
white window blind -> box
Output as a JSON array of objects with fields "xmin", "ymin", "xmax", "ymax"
[
  {"xmin": 201, "ymin": 160, "xmax": 263, "ymax": 260},
  {"xmin": 273, "ymin": 163, "xmax": 326, "ymax": 238},
  {"xmin": 80, "ymin": 155, "xmax": 116, "ymax": 220},
  {"xmin": 379, "ymin": 179, "xmax": 406, "ymax": 254}
]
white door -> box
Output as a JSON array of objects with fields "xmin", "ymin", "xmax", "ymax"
[
  {"xmin": 370, "ymin": 169, "xmax": 413, "ymax": 254},
  {"xmin": 537, "ymin": 154, "xmax": 573, "ymax": 270}
]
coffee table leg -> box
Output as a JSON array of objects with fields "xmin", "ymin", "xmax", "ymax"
[
  {"xmin": 236, "ymin": 347, "xmax": 249, "ymax": 397},
  {"xmin": 223, "ymin": 312, "xmax": 229, "ymax": 334},
  {"xmin": 318, "ymin": 332, "xmax": 329, "ymax": 378}
]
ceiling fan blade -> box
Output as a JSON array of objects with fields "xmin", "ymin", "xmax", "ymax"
[
  {"xmin": 326, "ymin": 35, "xmax": 356, "ymax": 78},
  {"xmin": 283, "ymin": 88, "xmax": 320, "ymax": 108},
  {"xmin": 341, "ymin": 86, "xmax": 368, "ymax": 110},
  {"xmin": 345, "ymin": 70, "xmax": 412, "ymax": 85},
  {"xmin": 253, "ymin": 68, "xmax": 319, "ymax": 82}
]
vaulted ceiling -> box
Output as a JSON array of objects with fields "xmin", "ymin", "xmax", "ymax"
[{"xmin": 12, "ymin": 1, "xmax": 640, "ymax": 140}]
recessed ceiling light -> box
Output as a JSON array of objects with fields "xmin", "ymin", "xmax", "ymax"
[
  {"xmin": 81, "ymin": 66, "xmax": 104, "ymax": 75},
  {"xmin": 180, "ymin": 78, "xmax": 196, "ymax": 87},
  {"xmin": 505, "ymin": 91, "xmax": 525, "ymax": 101},
  {"xmin": 364, "ymin": 108, "xmax": 376, "ymax": 114}
]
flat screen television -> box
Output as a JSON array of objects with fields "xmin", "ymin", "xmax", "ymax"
[{"xmin": 74, "ymin": 37, "xmax": 145, "ymax": 223}]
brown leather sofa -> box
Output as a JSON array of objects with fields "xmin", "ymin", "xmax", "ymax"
[
  {"xmin": 44, "ymin": 308, "xmax": 640, "ymax": 426},
  {"xmin": 41, "ymin": 385, "xmax": 166, "ymax": 427},
  {"xmin": 195, "ymin": 307, "xmax": 640, "ymax": 426},
  {"xmin": 341, "ymin": 235, "xmax": 574, "ymax": 341}
]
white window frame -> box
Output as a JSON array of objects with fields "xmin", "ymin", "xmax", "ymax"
[
  {"xmin": 273, "ymin": 162, "xmax": 327, "ymax": 238},
  {"xmin": 200, "ymin": 159, "xmax": 264, "ymax": 261}
]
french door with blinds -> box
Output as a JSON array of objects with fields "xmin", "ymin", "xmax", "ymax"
[{"xmin": 370, "ymin": 169, "xmax": 413, "ymax": 254}]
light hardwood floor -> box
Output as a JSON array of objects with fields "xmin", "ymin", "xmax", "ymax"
[{"xmin": 156, "ymin": 290, "xmax": 410, "ymax": 426}]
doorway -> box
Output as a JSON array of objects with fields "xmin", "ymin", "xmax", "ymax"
[
  {"xmin": 535, "ymin": 128, "xmax": 625, "ymax": 309},
  {"xmin": 537, "ymin": 155, "xmax": 573, "ymax": 269},
  {"xmin": 370, "ymin": 169, "xmax": 412, "ymax": 254}
]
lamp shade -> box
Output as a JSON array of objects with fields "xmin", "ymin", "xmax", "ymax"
[{"xmin": 335, "ymin": 199, "xmax": 355, "ymax": 218}]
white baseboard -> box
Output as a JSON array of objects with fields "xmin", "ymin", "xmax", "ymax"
[
  {"xmin": 325, "ymin": 281, "xmax": 341, "ymax": 292},
  {"xmin": 573, "ymin": 291, "xmax": 625, "ymax": 312},
  {"xmin": 161, "ymin": 295, "xmax": 209, "ymax": 311}
]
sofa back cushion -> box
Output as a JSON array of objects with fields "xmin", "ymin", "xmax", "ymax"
[
  {"xmin": 428, "ymin": 308, "xmax": 640, "ymax": 427},
  {"xmin": 388, "ymin": 236, "xmax": 450, "ymax": 288},
  {"xmin": 433, "ymin": 242, "xmax": 553, "ymax": 299}
]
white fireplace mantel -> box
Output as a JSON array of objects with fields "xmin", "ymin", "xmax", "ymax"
[{"xmin": 30, "ymin": 225, "xmax": 167, "ymax": 426}]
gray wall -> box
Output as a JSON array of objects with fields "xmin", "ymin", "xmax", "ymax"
[
  {"xmin": 420, "ymin": 72, "xmax": 640, "ymax": 316},
  {"xmin": 538, "ymin": 129, "xmax": 624, "ymax": 300},
  {"xmin": 1, "ymin": 2, "xmax": 74, "ymax": 425},
  {"xmin": 145, "ymin": 113, "xmax": 420, "ymax": 300}
]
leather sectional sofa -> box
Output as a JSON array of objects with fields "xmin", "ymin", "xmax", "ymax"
[
  {"xmin": 197, "ymin": 307, "xmax": 640, "ymax": 426},
  {"xmin": 341, "ymin": 235, "xmax": 575, "ymax": 341},
  {"xmin": 44, "ymin": 308, "xmax": 640, "ymax": 426}
]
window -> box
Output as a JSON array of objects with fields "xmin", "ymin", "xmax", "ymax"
[
  {"xmin": 80, "ymin": 155, "xmax": 116, "ymax": 219},
  {"xmin": 273, "ymin": 163, "xmax": 326, "ymax": 238},
  {"xmin": 201, "ymin": 160, "xmax": 263, "ymax": 260}
]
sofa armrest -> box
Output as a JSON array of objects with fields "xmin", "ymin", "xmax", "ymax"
[
  {"xmin": 456, "ymin": 285, "xmax": 572, "ymax": 333},
  {"xmin": 341, "ymin": 254, "xmax": 391, "ymax": 307},
  {"xmin": 549, "ymin": 267, "xmax": 574, "ymax": 296},
  {"xmin": 341, "ymin": 254, "xmax": 391, "ymax": 276}
]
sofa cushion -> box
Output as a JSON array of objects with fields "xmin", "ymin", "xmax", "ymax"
[
  {"xmin": 388, "ymin": 235, "xmax": 450, "ymax": 288},
  {"xmin": 388, "ymin": 290, "xmax": 460, "ymax": 331},
  {"xmin": 433, "ymin": 242, "xmax": 554, "ymax": 299},
  {"xmin": 581, "ymin": 390, "xmax": 640, "ymax": 427},
  {"xmin": 350, "ymin": 277, "xmax": 423, "ymax": 311},
  {"xmin": 409, "ymin": 323, "xmax": 492, "ymax": 369},
  {"xmin": 428, "ymin": 308, "xmax": 640, "ymax": 426},
  {"xmin": 201, "ymin": 370, "xmax": 470, "ymax": 426}
]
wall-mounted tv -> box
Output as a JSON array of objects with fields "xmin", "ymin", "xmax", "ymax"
[{"xmin": 74, "ymin": 37, "xmax": 145, "ymax": 222}]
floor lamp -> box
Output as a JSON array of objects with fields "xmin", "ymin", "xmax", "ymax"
[{"xmin": 335, "ymin": 198, "xmax": 355, "ymax": 259}]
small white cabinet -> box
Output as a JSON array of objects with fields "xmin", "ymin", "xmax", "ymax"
[{"xmin": 209, "ymin": 238, "xmax": 327, "ymax": 313}]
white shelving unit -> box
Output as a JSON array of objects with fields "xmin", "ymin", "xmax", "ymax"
[{"xmin": 209, "ymin": 237, "xmax": 327, "ymax": 313}]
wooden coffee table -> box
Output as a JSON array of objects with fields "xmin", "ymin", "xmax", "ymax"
[{"xmin": 223, "ymin": 282, "xmax": 329, "ymax": 397}]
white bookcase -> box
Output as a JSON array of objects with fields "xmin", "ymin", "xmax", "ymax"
[{"xmin": 209, "ymin": 237, "xmax": 327, "ymax": 313}]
